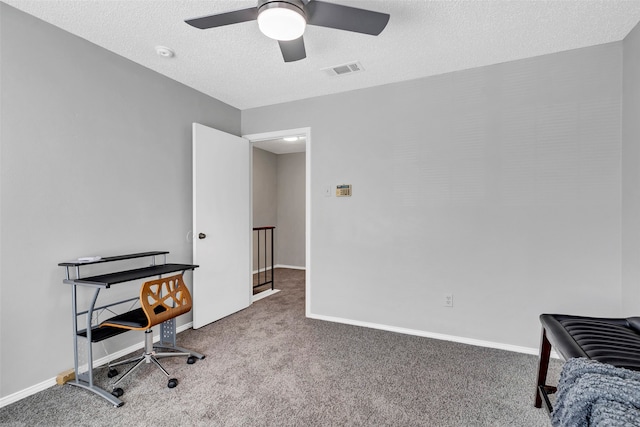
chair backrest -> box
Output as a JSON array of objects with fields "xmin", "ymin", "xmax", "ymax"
[{"xmin": 140, "ymin": 274, "xmax": 192, "ymax": 328}]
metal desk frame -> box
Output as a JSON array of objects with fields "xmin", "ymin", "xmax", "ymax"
[{"xmin": 59, "ymin": 251, "xmax": 200, "ymax": 407}]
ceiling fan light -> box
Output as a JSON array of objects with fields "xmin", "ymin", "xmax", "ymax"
[{"xmin": 258, "ymin": 4, "xmax": 306, "ymax": 41}]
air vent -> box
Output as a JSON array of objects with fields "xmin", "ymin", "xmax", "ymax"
[{"xmin": 322, "ymin": 61, "xmax": 364, "ymax": 77}]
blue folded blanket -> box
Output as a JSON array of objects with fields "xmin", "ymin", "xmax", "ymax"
[{"xmin": 552, "ymin": 358, "xmax": 640, "ymax": 427}]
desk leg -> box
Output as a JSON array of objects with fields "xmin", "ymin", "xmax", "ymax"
[
  {"xmin": 69, "ymin": 286, "xmax": 124, "ymax": 407},
  {"xmin": 71, "ymin": 284, "xmax": 80, "ymax": 384},
  {"xmin": 155, "ymin": 318, "xmax": 205, "ymax": 360},
  {"xmin": 67, "ymin": 381, "xmax": 124, "ymax": 407}
]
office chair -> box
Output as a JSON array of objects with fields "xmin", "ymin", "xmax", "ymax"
[{"xmin": 100, "ymin": 274, "xmax": 198, "ymax": 397}]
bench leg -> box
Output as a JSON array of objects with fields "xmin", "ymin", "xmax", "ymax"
[{"xmin": 535, "ymin": 327, "xmax": 552, "ymax": 408}]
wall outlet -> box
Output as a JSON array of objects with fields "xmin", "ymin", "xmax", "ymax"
[{"xmin": 443, "ymin": 293, "xmax": 453, "ymax": 307}]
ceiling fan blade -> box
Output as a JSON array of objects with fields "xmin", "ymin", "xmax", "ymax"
[
  {"xmin": 185, "ymin": 7, "xmax": 258, "ymax": 30},
  {"xmin": 305, "ymin": 1, "xmax": 390, "ymax": 36},
  {"xmin": 278, "ymin": 37, "xmax": 307, "ymax": 62}
]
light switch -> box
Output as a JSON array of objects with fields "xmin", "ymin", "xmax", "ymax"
[{"xmin": 323, "ymin": 185, "xmax": 332, "ymax": 197}]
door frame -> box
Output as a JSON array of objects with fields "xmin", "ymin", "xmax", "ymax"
[{"xmin": 243, "ymin": 127, "xmax": 311, "ymax": 317}]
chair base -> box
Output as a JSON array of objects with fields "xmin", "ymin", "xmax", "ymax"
[{"xmin": 107, "ymin": 329, "xmax": 199, "ymax": 391}]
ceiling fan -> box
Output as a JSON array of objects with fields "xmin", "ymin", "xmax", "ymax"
[{"xmin": 185, "ymin": 0, "xmax": 390, "ymax": 63}]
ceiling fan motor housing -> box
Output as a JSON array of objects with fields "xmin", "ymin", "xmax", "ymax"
[{"xmin": 258, "ymin": 0, "xmax": 306, "ymax": 18}]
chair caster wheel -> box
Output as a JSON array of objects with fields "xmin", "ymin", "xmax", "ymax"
[
  {"xmin": 168, "ymin": 378, "xmax": 178, "ymax": 388},
  {"xmin": 107, "ymin": 368, "xmax": 119, "ymax": 378},
  {"xmin": 187, "ymin": 356, "xmax": 196, "ymax": 364},
  {"xmin": 111, "ymin": 388, "xmax": 124, "ymax": 397}
]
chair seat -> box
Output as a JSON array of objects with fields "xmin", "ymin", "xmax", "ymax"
[{"xmin": 540, "ymin": 314, "xmax": 640, "ymax": 370}]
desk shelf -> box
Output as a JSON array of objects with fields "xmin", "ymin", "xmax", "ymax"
[
  {"xmin": 70, "ymin": 263, "xmax": 199, "ymax": 288},
  {"xmin": 58, "ymin": 251, "xmax": 170, "ymax": 267},
  {"xmin": 77, "ymin": 325, "xmax": 129, "ymax": 343}
]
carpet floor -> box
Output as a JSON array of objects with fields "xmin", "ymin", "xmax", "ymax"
[{"xmin": 0, "ymin": 268, "xmax": 560, "ymax": 426}]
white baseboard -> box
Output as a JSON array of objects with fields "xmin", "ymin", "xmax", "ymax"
[
  {"xmin": 0, "ymin": 377, "xmax": 57, "ymax": 409},
  {"xmin": 252, "ymin": 264, "xmax": 305, "ymax": 274},
  {"xmin": 275, "ymin": 264, "xmax": 305, "ymax": 270},
  {"xmin": 307, "ymin": 313, "xmax": 561, "ymax": 358},
  {"xmin": 0, "ymin": 322, "xmax": 194, "ymax": 409}
]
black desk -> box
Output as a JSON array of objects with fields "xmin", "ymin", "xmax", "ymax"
[{"xmin": 59, "ymin": 251, "xmax": 198, "ymax": 407}]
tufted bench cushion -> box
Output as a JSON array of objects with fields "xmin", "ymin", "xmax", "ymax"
[{"xmin": 534, "ymin": 313, "xmax": 640, "ymax": 412}]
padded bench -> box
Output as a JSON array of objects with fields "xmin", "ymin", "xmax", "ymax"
[{"xmin": 534, "ymin": 313, "xmax": 640, "ymax": 412}]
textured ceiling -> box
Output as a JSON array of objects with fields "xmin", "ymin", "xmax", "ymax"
[{"xmin": 4, "ymin": 0, "xmax": 640, "ymax": 110}]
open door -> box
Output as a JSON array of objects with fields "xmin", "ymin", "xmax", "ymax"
[{"xmin": 192, "ymin": 123, "xmax": 251, "ymax": 329}]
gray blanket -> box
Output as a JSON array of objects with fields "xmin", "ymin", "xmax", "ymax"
[{"xmin": 552, "ymin": 358, "xmax": 640, "ymax": 427}]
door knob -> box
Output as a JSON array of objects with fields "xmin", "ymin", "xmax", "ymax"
[{"xmin": 198, "ymin": 233, "xmax": 206, "ymax": 239}]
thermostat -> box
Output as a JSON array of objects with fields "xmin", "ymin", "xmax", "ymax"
[{"xmin": 336, "ymin": 184, "xmax": 352, "ymax": 197}]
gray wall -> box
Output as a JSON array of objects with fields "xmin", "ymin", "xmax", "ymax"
[
  {"xmin": 252, "ymin": 147, "xmax": 278, "ymax": 228},
  {"xmin": 0, "ymin": 4, "xmax": 240, "ymax": 398},
  {"xmin": 243, "ymin": 42, "xmax": 625, "ymax": 350},
  {"xmin": 252, "ymin": 147, "xmax": 277, "ymax": 270},
  {"xmin": 252, "ymin": 148, "xmax": 305, "ymax": 269},
  {"xmin": 276, "ymin": 153, "xmax": 305, "ymax": 267},
  {"xmin": 622, "ymin": 22, "xmax": 640, "ymax": 315}
]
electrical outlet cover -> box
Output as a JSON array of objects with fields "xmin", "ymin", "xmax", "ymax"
[{"xmin": 443, "ymin": 293, "xmax": 453, "ymax": 307}]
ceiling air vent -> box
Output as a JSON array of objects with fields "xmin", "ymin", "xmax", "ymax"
[{"xmin": 322, "ymin": 61, "xmax": 364, "ymax": 77}]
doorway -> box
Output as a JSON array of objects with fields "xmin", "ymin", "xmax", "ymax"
[{"xmin": 244, "ymin": 128, "xmax": 311, "ymax": 314}]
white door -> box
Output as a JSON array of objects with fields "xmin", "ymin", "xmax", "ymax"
[{"xmin": 192, "ymin": 123, "xmax": 251, "ymax": 329}]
